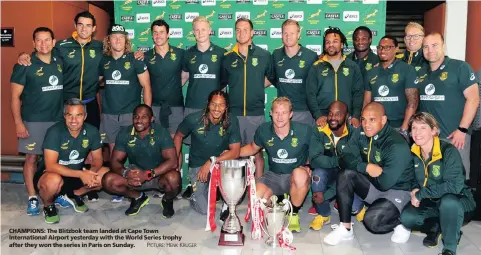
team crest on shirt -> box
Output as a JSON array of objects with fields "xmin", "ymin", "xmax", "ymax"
[
  {"xmin": 57, "ymin": 64, "xmax": 62, "ymax": 72},
  {"xmin": 149, "ymin": 55, "xmax": 156, "ymax": 64},
  {"xmin": 252, "ymin": 58, "xmax": 258, "ymax": 67},
  {"xmin": 267, "ymin": 137, "xmax": 274, "ymax": 147},
  {"xmin": 391, "ymin": 74, "xmax": 399, "ymax": 83},
  {"xmin": 211, "ymin": 55, "xmax": 217, "ymax": 63},
  {"xmin": 370, "ymin": 75, "xmax": 377, "ymax": 85},
  {"xmin": 89, "ymin": 49, "xmax": 96, "ymax": 58},
  {"xmin": 362, "ymin": 147, "xmax": 368, "ymax": 154},
  {"xmin": 291, "ymin": 138, "xmax": 298, "ymax": 147},
  {"xmin": 124, "ymin": 62, "xmax": 131, "ymax": 70},
  {"xmin": 415, "ymin": 66, "xmax": 421, "ymax": 71},
  {"xmin": 150, "ymin": 137, "xmax": 155, "ymax": 146},
  {"xmin": 128, "ymin": 137, "xmax": 137, "ymax": 147},
  {"xmin": 104, "ymin": 61, "xmax": 110, "ymax": 70},
  {"xmin": 61, "ymin": 141, "xmax": 69, "ymax": 150},
  {"xmin": 432, "ymin": 165, "xmax": 440, "ymax": 177},
  {"xmin": 343, "ymin": 67, "xmax": 349, "ymax": 76},
  {"xmin": 67, "ymin": 49, "xmax": 76, "ymax": 59},
  {"xmin": 324, "ymin": 142, "xmax": 332, "ymax": 150},
  {"xmin": 375, "ymin": 151, "xmax": 381, "ymax": 162},
  {"xmin": 190, "ymin": 55, "xmax": 196, "ymax": 64},
  {"xmin": 231, "ymin": 59, "xmax": 238, "ymax": 68},
  {"xmin": 440, "ymin": 72, "xmax": 448, "ymax": 81},
  {"xmin": 35, "ymin": 67, "xmax": 44, "ymax": 77},
  {"xmin": 197, "ymin": 127, "xmax": 204, "ymax": 134},
  {"xmin": 321, "ymin": 68, "xmax": 329, "ymax": 77},
  {"xmin": 219, "ymin": 126, "xmax": 225, "ymax": 136},
  {"xmin": 299, "ymin": 60, "xmax": 305, "ymax": 69},
  {"xmin": 171, "ymin": 53, "xmax": 177, "ymax": 61},
  {"xmin": 82, "ymin": 139, "xmax": 89, "ymax": 148},
  {"xmin": 365, "ymin": 63, "xmax": 372, "ymax": 71}
]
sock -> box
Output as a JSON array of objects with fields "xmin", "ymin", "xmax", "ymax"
[
  {"xmin": 28, "ymin": 196, "xmax": 38, "ymax": 200},
  {"xmin": 136, "ymin": 192, "xmax": 144, "ymax": 200},
  {"xmin": 292, "ymin": 205, "xmax": 301, "ymax": 214}
]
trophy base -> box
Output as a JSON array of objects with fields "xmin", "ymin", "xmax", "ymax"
[{"xmin": 218, "ymin": 228, "xmax": 245, "ymax": 246}]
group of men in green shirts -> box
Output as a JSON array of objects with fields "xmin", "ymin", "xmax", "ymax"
[{"xmin": 10, "ymin": 10, "xmax": 479, "ymax": 255}]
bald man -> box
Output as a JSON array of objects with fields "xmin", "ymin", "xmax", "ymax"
[{"xmin": 324, "ymin": 102, "xmax": 415, "ymax": 245}]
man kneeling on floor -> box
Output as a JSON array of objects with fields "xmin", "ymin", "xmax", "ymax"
[
  {"xmin": 102, "ymin": 104, "xmax": 180, "ymax": 218},
  {"xmin": 35, "ymin": 98, "xmax": 109, "ymax": 224},
  {"xmin": 240, "ymin": 97, "xmax": 312, "ymax": 233},
  {"xmin": 324, "ymin": 102, "xmax": 415, "ymax": 245}
]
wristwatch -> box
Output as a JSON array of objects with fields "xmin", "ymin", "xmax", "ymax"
[
  {"xmin": 457, "ymin": 126, "xmax": 468, "ymax": 133},
  {"xmin": 400, "ymin": 129, "xmax": 409, "ymax": 136},
  {"xmin": 145, "ymin": 169, "xmax": 156, "ymax": 181}
]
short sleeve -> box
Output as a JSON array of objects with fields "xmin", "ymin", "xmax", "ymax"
[
  {"xmin": 113, "ymin": 127, "xmax": 128, "ymax": 152},
  {"xmin": 134, "ymin": 57, "xmax": 147, "ymax": 75},
  {"xmin": 98, "ymin": 58, "xmax": 105, "ymax": 77},
  {"xmin": 88, "ymin": 126, "xmax": 102, "ymax": 151},
  {"xmin": 42, "ymin": 126, "xmax": 61, "ymax": 152},
  {"xmin": 458, "ymin": 62, "xmax": 478, "ymax": 91},
  {"xmin": 405, "ymin": 65, "xmax": 418, "ymax": 89},
  {"xmin": 10, "ymin": 64, "xmax": 27, "ymax": 86},
  {"xmin": 177, "ymin": 115, "xmax": 193, "ymax": 137},
  {"xmin": 159, "ymin": 127, "xmax": 175, "ymax": 150},
  {"xmin": 253, "ymin": 126, "xmax": 264, "ymax": 148},
  {"xmin": 228, "ymin": 117, "xmax": 241, "ymax": 145}
]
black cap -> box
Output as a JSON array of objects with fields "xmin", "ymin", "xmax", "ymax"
[{"xmin": 109, "ymin": 24, "xmax": 128, "ymax": 35}]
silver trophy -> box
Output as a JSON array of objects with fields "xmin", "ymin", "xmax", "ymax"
[
  {"xmin": 217, "ymin": 159, "xmax": 249, "ymax": 246},
  {"xmin": 260, "ymin": 195, "xmax": 293, "ymax": 247}
]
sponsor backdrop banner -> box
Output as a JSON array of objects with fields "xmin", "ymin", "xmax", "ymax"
[{"xmin": 114, "ymin": 0, "xmax": 386, "ymax": 186}]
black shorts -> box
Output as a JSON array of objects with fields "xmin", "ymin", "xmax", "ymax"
[
  {"xmin": 33, "ymin": 170, "xmax": 84, "ymax": 196},
  {"xmin": 85, "ymin": 98, "xmax": 101, "ymax": 129}
]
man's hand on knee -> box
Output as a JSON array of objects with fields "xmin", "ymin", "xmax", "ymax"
[{"xmin": 312, "ymin": 192, "xmax": 325, "ymax": 204}]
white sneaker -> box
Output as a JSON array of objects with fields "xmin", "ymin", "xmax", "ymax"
[
  {"xmin": 323, "ymin": 223, "xmax": 354, "ymax": 245},
  {"xmin": 391, "ymin": 224, "xmax": 411, "ymax": 243}
]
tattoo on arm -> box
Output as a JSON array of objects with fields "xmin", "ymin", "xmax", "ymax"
[{"xmin": 405, "ymin": 88, "xmax": 419, "ymax": 109}]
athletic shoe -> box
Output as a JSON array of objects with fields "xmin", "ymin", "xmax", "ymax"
[
  {"xmin": 423, "ymin": 229, "xmax": 442, "ymax": 248},
  {"xmin": 288, "ymin": 214, "xmax": 301, "ymax": 233},
  {"xmin": 161, "ymin": 199, "xmax": 175, "ymax": 218},
  {"xmin": 308, "ymin": 206, "xmax": 317, "ymax": 216},
  {"xmin": 64, "ymin": 194, "xmax": 89, "ymax": 213},
  {"xmin": 27, "ymin": 197, "xmax": 40, "ymax": 216},
  {"xmin": 85, "ymin": 191, "xmax": 99, "ymax": 202},
  {"xmin": 111, "ymin": 195, "xmax": 124, "ymax": 203},
  {"xmin": 440, "ymin": 250, "xmax": 454, "ymax": 255},
  {"xmin": 43, "ymin": 205, "xmax": 60, "ymax": 224},
  {"xmin": 355, "ymin": 205, "xmax": 367, "ymax": 222},
  {"xmin": 54, "ymin": 195, "xmax": 72, "ymax": 208},
  {"xmin": 309, "ymin": 215, "xmax": 331, "ymax": 231},
  {"xmin": 391, "ymin": 224, "xmax": 411, "ymax": 243},
  {"xmin": 182, "ymin": 185, "xmax": 193, "ymax": 199},
  {"xmin": 125, "ymin": 193, "xmax": 150, "ymax": 216},
  {"xmin": 323, "ymin": 223, "xmax": 354, "ymax": 246}
]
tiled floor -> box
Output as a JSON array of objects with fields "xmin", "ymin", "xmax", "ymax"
[{"xmin": 1, "ymin": 183, "xmax": 480, "ymax": 255}]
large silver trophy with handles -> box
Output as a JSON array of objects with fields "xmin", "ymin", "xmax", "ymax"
[{"xmin": 260, "ymin": 195, "xmax": 293, "ymax": 247}]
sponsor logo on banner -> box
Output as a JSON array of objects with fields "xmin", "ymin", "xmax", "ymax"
[
  {"xmin": 271, "ymin": 0, "xmax": 285, "ymax": 8},
  {"xmin": 138, "ymin": 28, "xmax": 150, "ymax": 42},
  {"xmin": 136, "ymin": 13, "xmax": 150, "ymax": 23},
  {"xmin": 306, "ymin": 29, "xmax": 321, "ymax": 36},
  {"xmin": 306, "ymin": 45, "xmax": 322, "ymax": 55},
  {"xmin": 152, "ymin": 0, "xmax": 166, "ymax": 6},
  {"xmin": 218, "ymin": 13, "xmax": 233, "ymax": 20},
  {"xmin": 236, "ymin": 12, "xmax": 251, "ymax": 20},
  {"xmin": 185, "ymin": 0, "xmax": 199, "ymax": 3},
  {"xmin": 154, "ymin": 11, "xmax": 166, "ymax": 20},
  {"xmin": 201, "ymin": 0, "xmax": 216, "ymax": 6},
  {"xmin": 220, "ymin": 0, "xmax": 232, "ymax": 8},
  {"xmin": 253, "ymin": 0, "xmax": 268, "ymax": 5},
  {"xmin": 186, "ymin": 31, "xmax": 195, "ymax": 41},
  {"xmin": 344, "ymin": 0, "xmax": 360, "ymax": 2},
  {"xmin": 270, "ymin": 28, "xmax": 282, "ymax": 38},
  {"xmin": 257, "ymin": 44, "xmax": 268, "ymax": 50},
  {"xmin": 218, "ymin": 28, "xmax": 233, "ymax": 38},
  {"xmin": 307, "ymin": 9, "xmax": 321, "ymax": 24},
  {"xmin": 169, "ymin": 28, "xmax": 183, "ymax": 38},
  {"xmin": 205, "ymin": 10, "xmax": 216, "ymax": 23},
  {"xmin": 270, "ymin": 13, "xmax": 286, "ymax": 20},
  {"xmin": 372, "ymin": 30, "xmax": 378, "ymax": 36},
  {"xmin": 169, "ymin": 14, "xmax": 182, "ymax": 20},
  {"xmin": 307, "ymin": 0, "xmax": 322, "ymax": 3},
  {"xmin": 343, "ymin": 11, "xmax": 360, "ymax": 21},
  {"xmin": 363, "ymin": 0, "xmax": 379, "ymax": 3},
  {"xmin": 210, "ymin": 30, "xmax": 216, "ymax": 36},
  {"xmin": 326, "ymin": 0, "xmax": 340, "ymax": 7},
  {"xmin": 137, "ymin": 46, "xmax": 150, "ymax": 52},
  {"xmin": 224, "ymin": 43, "xmax": 234, "ymax": 51},
  {"xmin": 169, "ymin": 0, "xmax": 181, "ymax": 9},
  {"xmin": 126, "ymin": 29, "xmax": 135, "ymax": 39},
  {"xmin": 289, "ymin": 0, "xmax": 305, "ymax": 3},
  {"xmin": 185, "ymin": 12, "xmax": 199, "ymax": 22},
  {"xmin": 363, "ymin": 9, "xmax": 378, "ymax": 24},
  {"xmin": 121, "ymin": 16, "xmax": 134, "ymax": 22},
  {"xmin": 137, "ymin": 0, "xmax": 149, "ymax": 5},
  {"xmin": 236, "ymin": 0, "xmax": 251, "ymax": 3},
  {"xmin": 253, "ymin": 10, "xmax": 268, "ymax": 25},
  {"xmin": 288, "ymin": 11, "xmax": 304, "ymax": 21},
  {"xmin": 121, "ymin": 0, "xmax": 133, "ymax": 11},
  {"xmin": 325, "ymin": 12, "xmax": 340, "ymax": 20},
  {"xmin": 254, "ymin": 29, "xmax": 268, "ymax": 36}
]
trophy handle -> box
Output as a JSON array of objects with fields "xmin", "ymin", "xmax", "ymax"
[{"xmin": 282, "ymin": 197, "xmax": 293, "ymax": 230}]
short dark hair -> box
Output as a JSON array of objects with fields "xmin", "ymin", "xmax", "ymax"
[
  {"xmin": 380, "ymin": 35, "xmax": 399, "ymax": 47},
  {"xmin": 353, "ymin": 26, "xmax": 372, "ymax": 41},
  {"xmin": 133, "ymin": 104, "xmax": 154, "ymax": 118},
  {"xmin": 323, "ymin": 26, "xmax": 348, "ymax": 54},
  {"xmin": 64, "ymin": 98, "xmax": 86, "ymax": 115},
  {"xmin": 235, "ymin": 18, "xmax": 253, "ymax": 30},
  {"xmin": 33, "ymin": 27, "xmax": 55, "ymax": 40},
  {"xmin": 74, "ymin": 11, "xmax": 96, "ymax": 26},
  {"xmin": 151, "ymin": 19, "xmax": 170, "ymax": 34}
]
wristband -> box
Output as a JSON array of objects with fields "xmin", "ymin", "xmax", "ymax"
[
  {"xmin": 457, "ymin": 126, "xmax": 468, "ymax": 133},
  {"xmin": 146, "ymin": 170, "xmax": 153, "ymax": 181},
  {"xmin": 400, "ymin": 129, "xmax": 409, "ymax": 136}
]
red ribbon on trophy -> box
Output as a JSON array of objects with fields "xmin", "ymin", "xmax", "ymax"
[
  {"xmin": 205, "ymin": 157, "xmax": 220, "ymax": 232},
  {"xmin": 277, "ymin": 227, "xmax": 296, "ymax": 251},
  {"xmin": 243, "ymin": 157, "xmax": 263, "ymax": 240}
]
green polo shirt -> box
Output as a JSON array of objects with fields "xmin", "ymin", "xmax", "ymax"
[
  {"xmin": 306, "ymin": 55, "xmax": 364, "ymax": 119},
  {"xmin": 40, "ymin": 122, "xmax": 102, "ymax": 171},
  {"xmin": 99, "ymin": 53, "xmax": 147, "ymax": 115},
  {"xmin": 254, "ymin": 121, "xmax": 311, "ymax": 174},
  {"xmin": 346, "ymin": 49, "xmax": 379, "ymax": 78},
  {"xmin": 272, "ymin": 46, "xmax": 318, "ymax": 112},
  {"xmin": 364, "ymin": 59, "xmax": 417, "ymax": 128},
  {"xmin": 396, "ymin": 48, "xmax": 428, "ymax": 72},
  {"xmin": 223, "ymin": 44, "xmax": 275, "ymax": 116},
  {"xmin": 54, "ymin": 36, "xmax": 103, "ymax": 100},
  {"xmin": 145, "ymin": 45, "xmax": 184, "ymax": 108},
  {"xmin": 10, "ymin": 54, "xmax": 63, "ymax": 122},
  {"xmin": 114, "ymin": 123, "xmax": 174, "ymax": 171},
  {"xmin": 416, "ymin": 57, "xmax": 479, "ymax": 138},
  {"xmin": 177, "ymin": 111, "xmax": 241, "ymax": 168},
  {"xmin": 182, "ymin": 44, "xmax": 226, "ymax": 109}
]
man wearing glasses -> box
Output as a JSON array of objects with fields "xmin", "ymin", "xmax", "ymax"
[
  {"xmin": 363, "ymin": 36, "xmax": 418, "ymax": 140},
  {"xmin": 396, "ymin": 22, "xmax": 428, "ymax": 71}
]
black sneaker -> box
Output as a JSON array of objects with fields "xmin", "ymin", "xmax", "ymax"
[
  {"xmin": 86, "ymin": 191, "xmax": 99, "ymax": 202},
  {"xmin": 439, "ymin": 250, "xmax": 454, "ymax": 255},
  {"xmin": 182, "ymin": 185, "xmax": 193, "ymax": 199},
  {"xmin": 125, "ymin": 193, "xmax": 150, "ymax": 216},
  {"xmin": 161, "ymin": 199, "xmax": 175, "ymax": 218},
  {"xmin": 423, "ymin": 230, "xmax": 442, "ymax": 248},
  {"xmin": 65, "ymin": 194, "xmax": 89, "ymax": 213},
  {"xmin": 43, "ymin": 205, "xmax": 60, "ymax": 224}
]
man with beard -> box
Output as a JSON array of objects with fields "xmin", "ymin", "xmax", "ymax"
[
  {"xmin": 363, "ymin": 36, "xmax": 418, "ymax": 137},
  {"xmin": 144, "ymin": 19, "xmax": 186, "ymax": 135},
  {"xmin": 173, "ymin": 90, "xmax": 241, "ymax": 215},
  {"xmin": 416, "ymin": 33, "xmax": 479, "ymax": 186},
  {"xmin": 271, "ymin": 19, "xmax": 318, "ymax": 125},
  {"xmin": 308, "ymin": 101, "xmax": 364, "ymax": 230},
  {"xmin": 102, "ymin": 104, "xmax": 180, "ymax": 218},
  {"xmin": 306, "ymin": 27, "xmax": 363, "ymax": 128},
  {"xmin": 240, "ymin": 97, "xmax": 311, "ymax": 233},
  {"xmin": 223, "ymin": 18, "xmax": 275, "ymax": 179},
  {"xmin": 346, "ymin": 26, "xmax": 379, "ymax": 78},
  {"xmin": 323, "ymin": 102, "xmax": 414, "ymax": 245},
  {"xmin": 396, "ymin": 22, "xmax": 428, "ymax": 71}
]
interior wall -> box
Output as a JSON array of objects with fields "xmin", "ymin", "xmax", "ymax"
[
  {"xmin": 466, "ymin": 1, "xmax": 481, "ymax": 72},
  {"xmin": 1, "ymin": 1, "xmax": 109, "ymax": 155},
  {"xmin": 424, "ymin": 3, "xmax": 446, "ymax": 35}
]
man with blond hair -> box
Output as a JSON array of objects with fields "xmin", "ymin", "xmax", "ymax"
[
  {"xmin": 396, "ymin": 22, "xmax": 428, "ymax": 71},
  {"xmin": 240, "ymin": 97, "xmax": 312, "ymax": 233}
]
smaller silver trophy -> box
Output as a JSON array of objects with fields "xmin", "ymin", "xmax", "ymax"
[{"xmin": 260, "ymin": 195, "xmax": 293, "ymax": 247}]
